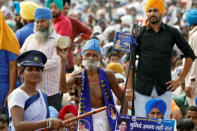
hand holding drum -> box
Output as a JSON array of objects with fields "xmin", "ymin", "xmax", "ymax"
[{"xmin": 56, "ymin": 36, "xmax": 71, "ymax": 50}]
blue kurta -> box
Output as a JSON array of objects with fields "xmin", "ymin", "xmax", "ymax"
[
  {"xmin": 0, "ymin": 50, "xmax": 17, "ymax": 106},
  {"xmin": 15, "ymin": 22, "xmax": 34, "ymax": 47}
]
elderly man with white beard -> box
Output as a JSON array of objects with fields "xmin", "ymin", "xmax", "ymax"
[
  {"xmin": 20, "ymin": 7, "xmax": 63, "ymax": 111},
  {"xmin": 59, "ymin": 38, "xmax": 128, "ymax": 131}
]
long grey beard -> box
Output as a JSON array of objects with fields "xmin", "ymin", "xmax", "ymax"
[
  {"xmin": 82, "ymin": 60, "xmax": 100, "ymax": 70},
  {"xmin": 34, "ymin": 23, "xmax": 52, "ymax": 43}
]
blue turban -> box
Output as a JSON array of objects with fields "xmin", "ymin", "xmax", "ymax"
[
  {"xmin": 82, "ymin": 39, "xmax": 102, "ymax": 56},
  {"xmin": 46, "ymin": 0, "xmax": 63, "ymax": 11},
  {"xmin": 195, "ymin": 97, "xmax": 197, "ymax": 106},
  {"xmin": 13, "ymin": 1, "xmax": 20, "ymax": 16},
  {"xmin": 186, "ymin": 9, "xmax": 197, "ymax": 26},
  {"xmin": 34, "ymin": 8, "xmax": 52, "ymax": 21},
  {"xmin": 145, "ymin": 99, "xmax": 167, "ymax": 117}
]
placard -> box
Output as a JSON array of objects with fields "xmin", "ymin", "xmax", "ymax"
[
  {"xmin": 113, "ymin": 32, "xmax": 135, "ymax": 53},
  {"xmin": 115, "ymin": 114, "xmax": 176, "ymax": 131}
]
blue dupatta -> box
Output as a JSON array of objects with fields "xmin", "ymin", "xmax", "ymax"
[{"xmin": 80, "ymin": 68, "xmax": 117, "ymax": 131}]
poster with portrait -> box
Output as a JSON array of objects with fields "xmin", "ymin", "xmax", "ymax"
[
  {"xmin": 113, "ymin": 32, "xmax": 135, "ymax": 53},
  {"xmin": 108, "ymin": 104, "xmax": 118, "ymax": 120},
  {"xmin": 115, "ymin": 114, "xmax": 176, "ymax": 131},
  {"xmin": 78, "ymin": 119, "xmax": 90, "ymax": 131}
]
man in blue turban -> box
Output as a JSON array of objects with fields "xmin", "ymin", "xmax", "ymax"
[
  {"xmin": 64, "ymin": 38, "xmax": 128, "ymax": 131},
  {"xmin": 20, "ymin": 7, "xmax": 63, "ymax": 111},
  {"xmin": 145, "ymin": 99, "xmax": 167, "ymax": 119},
  {"xmin": 13, "ymin": 1, "xmax": 23, "ymax": 32},
  {"xmin": 45, "ymin": 0, "xmax": 72, "ymax": 72},
  {"xmin": 184, "ymin": 9, "xmax": 197, "ymax": 108}
]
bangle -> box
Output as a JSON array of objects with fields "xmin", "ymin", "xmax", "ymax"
[
  {"xmin": 126, "ymin": 89, "xmax": 133, "ymax": 92},
  {"xmin": 48, "ymin": 118, "xmax": 52, "ymax": 128},
  {"xmin": 46, "ymin": 118, "xmax": 52, "ymax": 128}
]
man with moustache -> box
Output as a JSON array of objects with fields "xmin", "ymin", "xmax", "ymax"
[
  {"xmin": 125, "ymin": 0, "xmax": 195, "ymax": 119},
  {"xmin": 46, "ymin": 0, "xmax": 71, "ymax": 37},
  {"xmin": 46, "ymin": 0, "xmax": 74, "ymax": 72},
  {"xmin": 13, "ymin": 1, "xmax": 23, "ymax": 32},
  {"xmin": 20, "ymin": 8, "xmax": 63, "ymax": 111},
  {"xmin": 15, "ymin": 1, "xmax": 38, "ymax": 47},
  {"xmin": 60, "ymin": 38, "xmax": 128, "ymax": 131}
]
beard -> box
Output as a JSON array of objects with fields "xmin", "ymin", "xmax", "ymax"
[
  {"xmin": 34, "ymin": 22, "xmax": 52, "ymax": 43},
  {"xmin": 82, "ymin": 60, "xmax": 100, "ymax": 70},
  {"xmin": 53, "ymin": 12, "xmax": 61, "ymax": 18},
  {"xmin": 14, "ymin": 21, "xmax": 23, "ymax": 32},
  {"xmin": 149, "ymin": 16, "xmax": 162, "ymax": 24}
]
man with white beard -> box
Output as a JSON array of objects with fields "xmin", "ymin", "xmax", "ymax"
[
  {"xmin": 20, "ymin": 7, "xmax": 63, "ymax": 111},
  {"xmin": 59, "ymin": 38, "xmax": 128, "ymax": 131}
]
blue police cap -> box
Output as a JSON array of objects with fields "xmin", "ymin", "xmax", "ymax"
[{"xmin": 17, "ymin": 50, "xmax": 47, "ymax": 68}]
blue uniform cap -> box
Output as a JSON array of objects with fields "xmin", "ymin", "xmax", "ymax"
[
  {"xmin": 145, "ymin": 98, "xmax": 167, "ymax": 117},
  {"xmin": 82, "ymin": 39, "xmax": 102, "ymax": 56},
  {"xmin": 17, "ymin": 50, "xmax": 47, "ymax": 68},
  {"xmin": 186, "ymin": 9, "xmax": 197, "ymax": 26},
  {"xmin": 34, "ymin": 8, "xmax": 52, "ymax": 21}
]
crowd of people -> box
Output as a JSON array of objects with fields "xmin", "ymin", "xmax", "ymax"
[{"xmin": 0, "ymin": 0, "xmax": 197, "ymax": 131}]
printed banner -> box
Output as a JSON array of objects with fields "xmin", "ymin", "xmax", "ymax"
[
  {"xmin": 113, "ymin": 32, "xmax": 136, "ymax": 53},
  {"xmin": 115, "ymin": 114, "xmax": 176, "ymax": 131}
]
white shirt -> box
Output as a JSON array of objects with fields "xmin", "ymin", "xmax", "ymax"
[
  {"xmin": 20, "ymin": 31, "xmax": 61, "ymax": 96},
  {"xmin": 184, "ymin": 26, "xmax": 197, "ymax": 88},
  {"xmin": 8, "ymin": 88, "xmax": 47, "ymax": 131}
]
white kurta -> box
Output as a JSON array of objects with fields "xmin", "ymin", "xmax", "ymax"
[
  {"xmin": 20, "ymin": 31, "xmax": 61, "ymax": 96},
  {"xmin": 8, "ymin": 88, "xmax": 48, "ymax": 131}
]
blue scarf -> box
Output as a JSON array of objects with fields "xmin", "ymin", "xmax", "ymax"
[{"xmin": 80, "ymin": 68, "xmax": 117, "ymax": 131}]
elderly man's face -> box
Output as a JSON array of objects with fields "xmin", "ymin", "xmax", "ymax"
[
  {"xmin": 82, "ymin": 50, "xmax": 100, "ymax": 70},
  {"xmin": 147, "ymin": 7, "xmax": 162, "ymax": 24},
  {"xmin": 83, "ymin": 50, "xmax": 100, "ymax": 61},
  {"xmin": 35, "ymin": 19, "xmax": 50, "ymax": 30},
  {"xmin": 34, "ymin": 19, "xmax": 51, "ymax": 43},
  {"xmin": 148, "ymin": 107, "xmax": 163, "ymax": 119}
]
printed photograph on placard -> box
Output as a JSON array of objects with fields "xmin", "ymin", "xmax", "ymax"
[
  {"xmin": 78, "ymin": 119, "xmax": 90, "ymax": 131},
  {"xmin": 108, "ymin": 104, "xmax": 118, "ymax": 120},
  {"xmin": 113, "ymin": 32, "xmax": 134, "ymax": 53}
]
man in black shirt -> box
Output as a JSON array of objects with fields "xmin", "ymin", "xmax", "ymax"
[{"xmin": 125, "ymin": 0, "xmax": 195, "ymax": 119}]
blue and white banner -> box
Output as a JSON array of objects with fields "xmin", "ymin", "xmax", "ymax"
[{"xmin": 115, "ymin": 114, "xmax": 176, "ymax": 131}]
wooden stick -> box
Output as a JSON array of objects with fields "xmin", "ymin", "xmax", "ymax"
[
  {"xmin": 63, "ymin": 106, "xmax": 107, "ymax": 124},
  {"xmin": 43, "ymin": 106, "xmax": 107, "ymax": 131}
]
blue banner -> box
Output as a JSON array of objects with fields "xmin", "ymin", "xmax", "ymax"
[
  {"xmin": 113, "ymin": 32, "xmax": 135, "ymax": 53},
  {"xmin": 115, "ymin": 115, "xmax": 176, "ymax": 131}
]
